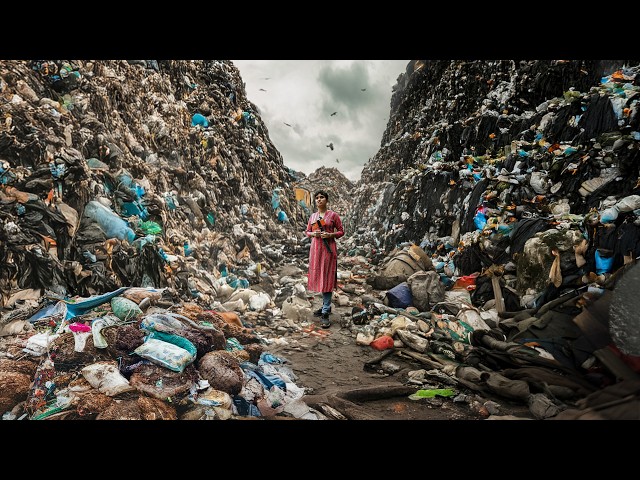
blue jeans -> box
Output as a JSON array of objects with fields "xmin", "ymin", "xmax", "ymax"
[{"xmin": 322, "ymin": 292, "xmax": 333, "ymax": 314}]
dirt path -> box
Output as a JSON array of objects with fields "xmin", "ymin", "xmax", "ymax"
[{"xmin": 265, "ymin": 305, "xmax": 530, "ymax": 420}]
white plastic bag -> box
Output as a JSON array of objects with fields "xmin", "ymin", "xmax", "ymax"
[
  {"xmin": 249, "ymin": 292, "xmax": 271, "ymax": 311},
  {"xmin": 81, "ymin": 361, "xmax": 135, "ymax": 396},
  {"xmin": 23, "ymin": 332, "xmax": 60, "ymax": 356},
  {"xmin": 134, "ymin": 338, "xmax": 195, "ymax": 373}
]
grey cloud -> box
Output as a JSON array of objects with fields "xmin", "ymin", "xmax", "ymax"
[
  {"xmin": 233, "ymin": 60, "xmax": 409, "ymax": 182},
  {"xmin": 318, "ymin": 62, "xmax": 376, "ymax": 124}
]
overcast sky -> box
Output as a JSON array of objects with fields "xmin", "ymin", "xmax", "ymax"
[{"xmin": 232, "ymin": 60, "xmax": 409, "ymax": 182}]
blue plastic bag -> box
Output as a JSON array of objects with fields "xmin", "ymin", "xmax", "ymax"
[
  {"xmin": 595, "ymin": 249, "xmax": 614, "ymax": 274},
  {"xmin": 386, "ymin": 282, "xmax": 412, "ymax": 308},
  {"xmin": 83, "ymin": 201, "xmax": 135, "ymax": 242},
  {"xmin": 191, "ymin": 113, "xmax": 209, "ymax": 127},
  {"xmin": 277, "ymin": 210, "xmax": 288, "ymax": 222},
  {"xmin": 474, "ymin": 211, "xmax": 487, "ymax": 230}
]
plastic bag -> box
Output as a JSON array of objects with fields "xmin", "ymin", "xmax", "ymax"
[
  {"xmin": 473, "ymin": 211, "xmax": 487, "ymax": 230},
  {"xmin": 408, "ymin": 388, "xmax": 456, "ymax": 400},
  {"xmin": 249, "ymin": 292, "xmax": 271, "ymax": 311},
  {"xmin": 140, "ymin": 312, "xmax": 188, "ymax": 333},
  {"xmin": 81, "ymin": 361, "xmax": 135, "ymax": 396},
  {"xmin": 370, "ymin": 335, "xmax": 395, "ymax": 350},
  {"xmin": 453, "ymin": 274, "xmax": 478, "ymax": 290},
  {"xmin": 277, "ymin": 210, "xmax": 288, "ymax": 222},
  {"xmin": 92, "ymin": 315, "xmax": 120, "ymax": 348},
  {"xmin": 595, "ymin": 249, "xmax": 614, "ymax": 274},
  {"xmin": 111, "ymin": 296, "xmax": 143, "ymax": 321},
  {"xmin": 83, "ymin": 200, "xmax": 135, "ymax": 242},
  {"xmin": 600, "ymin": 206, "xmax": 619, "ymax": 224},
  {"xmin": 386, "ymin": 282, "xmax": 412, "ymax": 308},
  {"xmin": 133, "ymin": 338, "xmax": 195, "ymax": 373},
  {"xmin": 191, "ymin": 113, "xmax": 209, "ymax": 127},
  {"xmin": 146, "ymin": 330, "xmax": 197, "ymax": 358}
]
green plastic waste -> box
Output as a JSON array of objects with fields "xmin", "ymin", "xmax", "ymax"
[
  {"xmin": 146, "ymin": 330, "xmax": 197, "ymax": 358},
  {"xmin": 111, "ymin": 296, "xmax": 143, "ymax": 321},
  {"xmin": 408, "ymin": 388, "xmax": 456, "ymax": 400},
  {"xmin": 138, "ymin": 221, "xmax": 162, "ymax": 235}
]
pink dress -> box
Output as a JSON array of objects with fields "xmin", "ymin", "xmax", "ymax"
[{"xmin": 305, "ymin": 210, "xmax": 344, "ymax": 293}]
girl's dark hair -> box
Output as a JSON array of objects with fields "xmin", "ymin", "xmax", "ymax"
[{"xmin": 314, "ymin": 190, "xmax": 329, "ymax": 202}]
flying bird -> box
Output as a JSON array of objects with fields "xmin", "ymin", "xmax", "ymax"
[
  {"xmin": 336, "ymin": 158, "xmax": 339, "ymax": 163},
  {"xmin": 261, "ymin": 77, "xmax": 271, "ymax": 80},
  {"xmin": 284, "ymin": 122, "xmax": 292, "ymax": 127},
  {"xmin": 361, "ymin": 88, "xmax": 366, "ymax": 91},
  {"xmin": 259, "ymin": 88, "xmax": 267, "ymax": 92},
  {"xmin": 330, "ymin": 112, "xmax": 337, "ymax": 116},
  {"xmin": 326, "ymin": 142, "xmax": 334, "ymax": 151}
]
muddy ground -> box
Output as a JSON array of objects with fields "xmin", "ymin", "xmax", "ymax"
[{"xmin": 264, "ymin": 303, "xmax": 536, "ymax": 421}]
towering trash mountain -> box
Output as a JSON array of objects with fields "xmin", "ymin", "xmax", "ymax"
[
  {"xmin": 347, "ymin": 60, "xmax": 639, "ymax": 264},
  {"xmin": 2, "ymin": 59, "xmax": 639, "ymax": 306},
  {"xmin": 0, "ymin": 60, "xmax": 308, "ymax": 301}
]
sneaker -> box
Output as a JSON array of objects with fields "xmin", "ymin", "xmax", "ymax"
[
  {"xmin": 320, "ymin": 313, "xmax": 331, "ymax": 329},
  {"xmin": 313, "ymin": 307, "xmax": 331, "ymax": 317}
]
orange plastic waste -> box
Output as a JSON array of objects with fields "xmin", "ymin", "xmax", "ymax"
[
  {"xmin": 370, "ymin": 335, "xmax": 394, "ymax": 350},
  {"xmin": 453, "ymin": 274, "xmax": 478, "ymax": 290}
]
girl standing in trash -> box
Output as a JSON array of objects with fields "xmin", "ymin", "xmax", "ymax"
[{"xmin": 305, "ymin": 190, "xmax": 344, "ymax": 328}]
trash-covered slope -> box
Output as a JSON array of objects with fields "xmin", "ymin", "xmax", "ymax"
[
  {"xmin": 0, "ymin": 60, "xmax": 308, "ymax": 303},
  {"xmin": 291, "ymin": 166, "xmax": 354, "ymax": 218},
  {"xmin": 347, "ymin": 60, "xmax": 640, "ymax": 268},
  {"xmin": 2, "ymin": 59, "xmax": 640, "ymax": 422}
]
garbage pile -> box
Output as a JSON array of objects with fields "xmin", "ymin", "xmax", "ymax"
[
  {"xmin": 0, "ymin": 60, "xmax": 307, "ymax": 308},
  {"xmin": 0, "ymin": 59, "xmax": 322, "ymax": 420},
  {"xmin": 1, "ymin": 59, "xmax": 639, "ymax": 420},
  {"xmin": 338, "ymin": 60, "xmax": 640, "ymax": 418}
]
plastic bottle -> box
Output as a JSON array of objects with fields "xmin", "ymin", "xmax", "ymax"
[{"xmin": 83, "ymin": 200, "xmax": 135, "ymax": 242}]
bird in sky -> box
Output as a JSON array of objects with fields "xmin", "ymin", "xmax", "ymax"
[
  {"xmin": 259, "ymin": 88, "xmax": 267, "ymax": 92},
  {"xmin": 361, "ymin": 88, "xmax": 366, "ymax": 91},
  {"xmin": 330, "ymin": 112, "xmax": 337, "ymax": 116},
  {"xmin": 336, "ymin": 158, "xmax": 340, "ymax": 163},
  {"xmin": 261, "ymin": 77, "xmax": 271, "ymax": 80},
  {"xmin": 284, "ymin": 122, "xmax": 292, "ymax": 127},
  {"xmin": 326, "ymin": 142, "xmax": 334, "ymax": 151}
]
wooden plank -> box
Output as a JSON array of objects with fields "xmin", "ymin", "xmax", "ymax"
[
  {"xmin": 491, "ymin": 276, "xmax": 505, "ymax": 315},
  {"xmin": 573, "ymin": 290, "xmax": 612, "ymax": 350},
  {"xmin": 593, "ymin": 347, "xmax": 640, "ymax": 382}
]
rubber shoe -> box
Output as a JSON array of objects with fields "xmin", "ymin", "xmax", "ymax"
[
  {"xmin": 313, "ymin": 307, "xmax": 331, "ymax": 317},
  {"xmin": 320, "ymin": 313, "xmax": 331, "ymax": 329}
]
